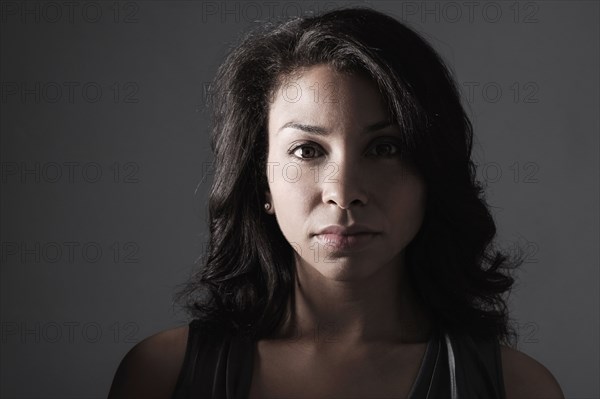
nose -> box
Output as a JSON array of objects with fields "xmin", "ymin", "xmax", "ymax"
[{"xmin": 321, "ymin": 157, "xmax": 368, "ymax": 210}]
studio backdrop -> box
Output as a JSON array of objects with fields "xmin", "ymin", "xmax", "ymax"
[{"xmin": 1, "ymin": 1, "xmax": 598, "ymax": 398}]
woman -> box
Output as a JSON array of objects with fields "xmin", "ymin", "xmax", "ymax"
[{"xmin": 108, "ymin": 7, "xmax": 564, "ymax": 399}]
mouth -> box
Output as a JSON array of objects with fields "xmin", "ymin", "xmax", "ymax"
[
  {"xmin": 314, "ymin": 232, "xmax": 379, "ymax": 252},
  {"xmin": 314, "ymin": 224, "xmax": 379, "ymax": 236}
]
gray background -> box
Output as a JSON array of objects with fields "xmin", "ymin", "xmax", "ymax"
[{"xmin": 1, "ymin": 1, "xmax": 598, "ymax": 398}]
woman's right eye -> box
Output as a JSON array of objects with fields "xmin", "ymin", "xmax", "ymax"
[{"xmin": 289, "ymin": 143, "xmax": 321, "ymax": 161}]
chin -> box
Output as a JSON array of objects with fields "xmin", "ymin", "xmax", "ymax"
[{"xmin": 311, "ymin": 258, "xmax": 382, "ymax": 281}]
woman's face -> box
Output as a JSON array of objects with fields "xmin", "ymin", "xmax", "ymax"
[{"xmin": 265, "ymin": 64, "xmax": 427, "ymax": 281}]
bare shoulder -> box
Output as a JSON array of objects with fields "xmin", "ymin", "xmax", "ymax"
[
  {"xmin": 107, "ymin": 324, "xmax": 190, "ymax": 399},
  {"xmin": 500, "ymin": 345, "xmax": 565, "ymax": 399}
]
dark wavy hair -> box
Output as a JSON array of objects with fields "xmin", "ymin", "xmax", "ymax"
[{"xmin": 174, "ymin": 7, "xmax": 526, "ymax": 347}]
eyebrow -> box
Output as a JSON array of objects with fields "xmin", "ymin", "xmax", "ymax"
[{"xmin": 278, "ymin": 120, "xmax": 395, "ymax": 136}]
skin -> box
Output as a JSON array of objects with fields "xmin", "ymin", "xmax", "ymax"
[{"xmin": 263, "ymin": 64, "xmax": 433, "ymax": 350}]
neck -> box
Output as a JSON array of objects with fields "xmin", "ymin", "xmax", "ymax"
[{"xmin": 275, "ymin": 251, "xmax": 433, "ymax": 349}]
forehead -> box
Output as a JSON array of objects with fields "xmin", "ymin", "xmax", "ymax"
[
  {"xmin": 270, "ymin": 65, "xmax": 382, "ymax": 109},
  {"xmin": 267, "ymin": 65, "xmax": 388, "ymax": 127}
]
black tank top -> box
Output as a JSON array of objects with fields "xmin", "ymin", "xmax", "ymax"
[{"xmin": 172, "ymin": 319, "xmax": 506, "ymax": 399}]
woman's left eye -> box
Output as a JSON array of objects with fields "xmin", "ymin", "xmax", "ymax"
[{"xmin": 368, "ymin": 142, "xmax": 399, "ymax": 157}]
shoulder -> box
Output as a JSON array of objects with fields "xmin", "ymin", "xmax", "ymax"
[
  {"xmin": 500, "ymin": 345, "xmax": 565, "ymax": 399},
  {"xmin": 107, "ymin": 324, "xmax": 190, "ymax": 399}
]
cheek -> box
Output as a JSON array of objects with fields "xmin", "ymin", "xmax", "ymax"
[
  {"xmin": 268, "ymin": 159, "xmax": 314, "ymax": 193},
  {"xmin": 387, "ymin": 180, "xmax": 427, "ymax": 228},
  {"xmin": 268, "ymin": 163, "xmax": 313, "ymax": 208}
]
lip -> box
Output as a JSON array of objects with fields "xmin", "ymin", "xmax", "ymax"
[
  {"xmin": 314, "ymin": 224, "xmax": 378, "ymax": 235},
  {"xmin": 315, "ymin": 232, "xmax": 379, "ymax": 252}
]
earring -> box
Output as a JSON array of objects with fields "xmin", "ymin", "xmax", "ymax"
[{"xmin": 264, "ymin": 203, "xmax": 271, "ymax": 211}]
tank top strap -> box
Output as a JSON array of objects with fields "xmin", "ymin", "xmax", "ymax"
[
  {"xmin": 408, "ymin": 326, "xmax": 506, "ymax": 399},
  {"xmin": 171, "ymin": 319, "xmax": 254, "ymax": 399},
  {"xmin": 408, "ymin": 326, "xmax": 454, "ymax": 399},
  {"xmin": 170, "ymin": 319, "xmax": 223, "ymax": 398},
  {"xmin": 449, "ymin": 330, "xmax": 506, "ymax": 399}
]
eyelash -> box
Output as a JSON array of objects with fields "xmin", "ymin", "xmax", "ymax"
[{"xmin": 288, "ymin": 140, "xmax": 401, "ymax": 162}]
